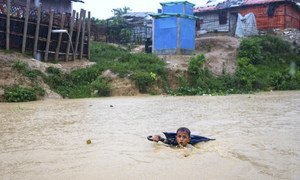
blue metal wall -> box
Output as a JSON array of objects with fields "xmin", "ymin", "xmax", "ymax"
[
  {"xmin": 185, "ymin": 4, "xmax": 194, "ymax": 15},
  {"xmin": 161, "ymin": 2, "xmax": 194, "ymax": 15},
  {"xmin": 162, "ymin": 3, "xmax": 184, "ymax": 14},
  {"xmin": 180, "ymin": 18, "xmax": 195, "ymax": 50},
  {"xmin": 154, "ymin": 17, "xmax": 178, "ymax": 50},
  {"xmin": 152, "ymin": 1, "xmax": 196, "ymax": 54}
]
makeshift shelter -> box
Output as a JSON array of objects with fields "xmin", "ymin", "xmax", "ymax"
[
  {"xmin": 0, "ymin": 0, "xmax": 84, "ymax": 15},
  {"xmin": 122, "ymin": 12, "xmax": 152, "ymax": 43},
  {"xmin": 194, "ymin": 0, "xmax": 300, "ymax": 35},
  {"xmin": 151, "ymin": 1, "xmax": 197, "ymax": 55},
  {"xmin": 33, "ymin": 0, "xmax": 84, "ymax": 13},
  {"xmin": 235, "ymin": 12, "xmax": 258, "ymax": 37}
]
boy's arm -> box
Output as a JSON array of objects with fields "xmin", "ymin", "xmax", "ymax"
[{"xmin": 152, "ymin": 135, "xmax": 166, "ymax": 142}]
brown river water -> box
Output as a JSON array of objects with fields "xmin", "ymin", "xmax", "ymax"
[{"xmin": 0, "ymin": 91, "xmax": 299, "ymax": 180}]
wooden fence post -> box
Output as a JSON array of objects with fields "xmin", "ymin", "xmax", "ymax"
[
  {"xmin": 74, "ymin": 10, "xmax": 83, "ymax": 60},
  {"xmin": 80, "ymin": 10, "xmax": 86, "ymax": 59},
  {"xmin": 33, "ymin": 4, "xmax": 42, "ymax": 59},
  {"xmin": 87, "ymin": 11, "xmax": 91, "ymax": 60},
  {"xmin": 22, "ymin": 0, "xmax": 30, "ymax": 53},
  {"xmin": 33, "ymin": 4, "xmax": 42, "ymax": 60},
  {"xmin": 6, "ymin": 0, "xmax": 11, "ymax": 50},
  {"xmin": 45, "ymin": 11, "xmax": 54, "ymax": 61},
  {"xmin": 66, "ymin": 10, "xmax": 76, "ymax": 61},
  {"xmin": 55, "ymin": 13, "xmax": 66, "ymax": 61}
]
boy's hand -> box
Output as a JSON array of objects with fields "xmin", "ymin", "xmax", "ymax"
[{"xmin": 152, "ymin": 135, "xmax": 161, "ymax": 142}]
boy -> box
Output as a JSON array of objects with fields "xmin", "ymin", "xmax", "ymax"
[{"xmin": 152, "ymin": 127, "xmax": 191, "ymax": 148}]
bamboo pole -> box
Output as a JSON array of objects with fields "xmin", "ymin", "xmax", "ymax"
[
  {"xmin": 176, "ymin": 16, "xmax": 181, "ymax": 55},
  {"xmin": 151, "ymin": 17, "xmax": 155, "ymax": 53},
  {"xmin": 6, "ymin": 0, "xmax": 11, "ymax": 50},
  {"xmin": 87, "ymin": 11, "xmax": 91, "ymax": 60},
  {"xmin": 80, "ymin": 10, "xmax": 86, "ymax": 59},
  {"xmin": 73, "ymin": 12, "xmax": 79, "ymax": 60},
  {"xmin": 66, "ymin": 10, "xmax": 76, "ymax": 61},
  {"xmin": 22, "ymin": 0, "xmax": 30, "ymax": 53},
  {"xmin": 74, "ymin": 10, "xmax": 83, "ymax": 60},
  {"xmin": 55, "ymin": 13, "xmax": 66, "ymax": 61},
  {"xmin": 33, "ymin": 4, "xmax": 42, "ymax": 59},
  {"xmin": 45, "ymin": 11, "xmax": 54, "ymax": 61}
]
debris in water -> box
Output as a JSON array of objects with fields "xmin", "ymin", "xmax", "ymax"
[{"xmin": 86, "ymin": 139, "xmax": 92, "ymax": 144}]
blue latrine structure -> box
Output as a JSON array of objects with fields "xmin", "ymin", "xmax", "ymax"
[{"xmin": 151, "ymin": 1, "xmax": 197, "ymax": 55}]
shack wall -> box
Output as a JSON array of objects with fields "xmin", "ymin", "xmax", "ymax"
[
  {"xmin": 180, "ymin": 17, "xmax": 195, "ymax": 50},
  {"xmin": 239, "ymin": 4, "xmax": 285, "ymax": 29},
  {"xmin": 197, "ymin": 12, "xmax": 230, "ymax": 32},
  {"xmin": 40, "ymin": 0, "xmax": 72, "ymax": 13},
  {"xmin": 284, "ymin": 4, "xmax": 300, "ymax": 29},
  {"xmin": 153, "ymin": 17, "xmax": 178, "ymax": 51},
  {"xmin": 162, "ymin": 3, "xmax": 194, "ymax": 15}
]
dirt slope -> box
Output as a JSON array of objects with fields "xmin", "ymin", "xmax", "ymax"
[
  {"xmin": 158, "ymin": 36, "xmax": 240, "ymax": 89},
  {"xmin": 0, "ymin": 35, "xmax": 240, "ymax": 101},
  {"xmin": 0, "ymin": 51, "xmax": 95, "ymax": 101}
]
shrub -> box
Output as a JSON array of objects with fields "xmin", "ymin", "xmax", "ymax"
[
  {"xmin": 69, "ymin": 66, "xmax": 100, "ymax": 85},
  {"xmin": 24, "ymin": 69, "xmax": 44, "ymax": 80},
  {"xmin": 12, "ymin": 60, "xmax": 27, "ymax": 72},
  {"xmin": 4, "ymin": 86, "xmax": 37, "ymax": 102},
  {"xmin": 91, "ymin": 77, "xmax": 111, "ymax": 96},
  {"xmin": 238, "ymin": 37, "xmax": 263, "ymax": 65},
  {"xmin": 188, "ymin": 54, "xmax": 205, "ymax": 75},
  {"xmin": 46, "ymin": 67, "xmax": 62, "ymax": 75},
  {"xmin": 235, "ymin": 57, "xmax": 258, "ymax": 90},
  {"xmin": 133, "ymin": 71, "xmax": 156, "ymax": 92}
]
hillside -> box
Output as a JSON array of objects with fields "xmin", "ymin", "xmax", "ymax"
[{"xmin": 1, "ymin": 29, "xmax": 299, "ymax": 102}]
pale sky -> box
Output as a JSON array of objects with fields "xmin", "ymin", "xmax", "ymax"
[{"xmin": 73, "ymin": 0, "xmax": 222, "ymax": 19}]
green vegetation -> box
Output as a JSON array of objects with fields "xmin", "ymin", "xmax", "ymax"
[
  {"xmin": 4, "ymin": 61, "xmax": 46, "ymax": 102},
  {"xmin": 90, "ymin": 42, "xmax": 166, "ymax": 90},
  {"xmin": 4, "ymin": 85, "xmax": 45, "ymax": 102},
  {"xmin": 12, "ymin": 60, "xmax": 45, "ymax": 80},
  {"xmin": 169, "ymin": 35, "xmax": 300, "ymax": 95},
  {"xmin": 45, "ymin": 66, "xmax": 108, "ymax": 98},
  {"xmin": 4, "ymin": 35, "xmax": 299, "ymax": 102},
  {"xmin": 43, "ymin": 42, "xmax": 166, "ymax": 98}
]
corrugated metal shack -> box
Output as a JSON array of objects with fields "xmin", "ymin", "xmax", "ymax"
[
  {"xmin": 151, "ymin": 1, "xmax": 197, "ymax": 55},
  {"xmin": 194, "ymin": 0, "xmax": 300, "ymax": 35},
  {"xmin": 122, "ymin": 12, "xmax": 152, "ymax": 44}
]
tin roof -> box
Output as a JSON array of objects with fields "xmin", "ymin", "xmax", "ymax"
[
  {"xmin": 160, "ymin": 1, "xmax": 195, "ymax": 7},
  {"xmin": 123, "ymin": 12, "xmax": 152, "ymax": 18},
  {"xmin": 194, "ymin": 0, "xmax": 294, "ymax": 13},
  {"xmin": 150, "ymin": 13, "xmax": 198, "ymax": 20},
  {"xmin": 244, "ymin": 0, "xmax": 285, "ymax": 5}
]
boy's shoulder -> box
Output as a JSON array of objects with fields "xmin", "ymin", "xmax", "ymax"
[{"xmin": 163, "ymin": 138, "xmax": 178, "ymax": 146}]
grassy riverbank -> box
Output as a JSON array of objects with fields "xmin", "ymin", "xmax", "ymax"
[
  {"xmin": 3, "ymin": 35, "xmax": 300, "ymax": 102},
  {"xmin": 169, "ymin": 35, "xmax": 300, "ymax": 95}
]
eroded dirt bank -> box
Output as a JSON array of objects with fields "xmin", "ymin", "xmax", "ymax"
[{"xmin": 0, "ymin": 35, "xmax": 241, "ymax": 101}]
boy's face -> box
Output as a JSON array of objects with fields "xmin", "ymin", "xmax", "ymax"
[{"xmin": 176, "ymin": 130, "xmax": 190, "ymax": 147}]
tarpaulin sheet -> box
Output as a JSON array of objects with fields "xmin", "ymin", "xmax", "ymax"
[{"xmin": 235, "ymin": 12, "xmax": 258, "ymax": 37}]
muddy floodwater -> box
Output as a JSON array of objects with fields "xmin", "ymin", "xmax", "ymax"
[{"xmin": 0, "ymin": 91, "xmax": 299, "ymax": 180}]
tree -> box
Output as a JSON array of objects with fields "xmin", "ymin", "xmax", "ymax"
[{"xmin": 111, "ymin": 6, "xmax": 132, "ymax": 17}]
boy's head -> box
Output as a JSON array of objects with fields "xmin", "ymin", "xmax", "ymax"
[{"xmin": 176, "ymin": 127, "xmax": 191, "ymax": 147}]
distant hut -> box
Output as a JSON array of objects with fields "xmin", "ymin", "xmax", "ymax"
[
  {"xmin": 0, "ymin": 0, "xmax": 84, "ymax": 15},
  {"xmin": 122, "ymin": 12, "xmax": 152, "ymax": 43},
  {"xmin": 194, "ymin": 0, "xmax": 300, "ymax": 35},
  {"xmin": 33, "ymin": 0, "xmax": 84, "ymax": 13}
]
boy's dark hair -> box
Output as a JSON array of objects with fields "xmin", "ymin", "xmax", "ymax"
[{"xmin": 176, "ymin": 127, "xmax": 191, "ymax": 137}]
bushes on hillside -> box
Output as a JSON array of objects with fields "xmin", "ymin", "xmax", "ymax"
[
  {"xmin": 4, "ymin": 85, "xmax": 45, "ymax": 102},
  {"xmin": 169, "ymin": 35, "xmax": 300, "ymax": 95}
]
